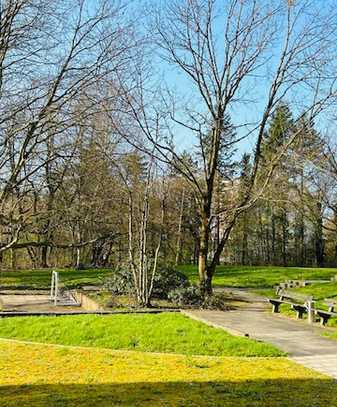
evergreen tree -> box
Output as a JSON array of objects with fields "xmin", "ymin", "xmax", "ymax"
[{"xmin": 261, "ymin": 103, "xmax": 293, "ymax": 265}]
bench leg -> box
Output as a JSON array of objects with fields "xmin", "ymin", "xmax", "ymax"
[
  {"xmin": 320, "ymin": 316, "xmax": 329, "ymax": 326},
  {"xmin": 296, "ymin": 310, "xmax": 304, "ymax": 319},
  {"xmin": 272, "ymin": 304, "xmax": 280, "ymax": 313}
]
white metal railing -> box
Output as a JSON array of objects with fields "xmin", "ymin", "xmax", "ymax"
[{"xmin": 50, "ymin": 270, "xmax": 59, "ymax": 306}]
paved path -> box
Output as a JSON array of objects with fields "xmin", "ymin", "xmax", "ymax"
[{"xmin": 184, "ymin": 289, "xmax": 337, "ymax": 379}]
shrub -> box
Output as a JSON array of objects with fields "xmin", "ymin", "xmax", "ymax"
[
  {"xmin": 152, "ymin": 267, "xmax": 189, "ymax": 299},
  {"xmin": 75, "ymin": 263, "xmax": 88, "ymax": 270},
  {"xmin": 168, "ymin": 285, "xmax": 203, "ymax": 307},
  {"xmin": 203, "ymin": 292, "xmax": 228, "ymax": 311},
  {"xmin": 168, "ymin": 286, "xmax": 228, "ymax": 310},
  {"xmin": 103, "ymin": 269, "xmax": 134, "ymax": 295},
  {"xmin": 103, "ymin": 267, "xmax": 188, "ymax": 299}
]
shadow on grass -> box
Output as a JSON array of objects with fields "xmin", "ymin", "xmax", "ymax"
[{"xmin": 1, "ymin": 379, "xmax": 337, "ymax": 407}]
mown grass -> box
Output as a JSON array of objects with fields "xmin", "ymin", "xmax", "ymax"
[
  {"xmin": 0, "ymin": 340, "xmax": 336, "ymax": 407},
  {"xmin": 0, "ymin": 313, "xmax": 283, "ymax": 357},
  {"xmin": 179, "ymin": 264, "xmax": 337, "ymax": 289},
  {"xmin": 0, "ymin": 268, "xmax": 111, "ymax": 289},
  {"xmin": 3, "ymin": 265, "xmax": 336, "ymax": 291},
  {"xmin": 87, "ymin": 291, "xmax": 176, "ymax": 310},
  {"xmin": 288, "ymin": 282, "xmax": 337, "ymax": 306}
]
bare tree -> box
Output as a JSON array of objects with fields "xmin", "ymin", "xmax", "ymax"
[
  {"xmin": 0, "ymin": 0, "xmax": 135, "ymax": 253},
  {"xmin": 116, "ymin": 153, "xmax": 166, "ymax": 306},
  {"xmin": 117, "ymin": 0, "xmax": 337, "ymax": 294}
]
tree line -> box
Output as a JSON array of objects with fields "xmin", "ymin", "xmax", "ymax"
[{"xmin": 1, "ymin": 0, "xmax": 337, "ymax": 300}]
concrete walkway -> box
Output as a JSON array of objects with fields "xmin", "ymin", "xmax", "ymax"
[{"xmin": 184, "ymin": 289, "xmax": 337, "ymax": 379}]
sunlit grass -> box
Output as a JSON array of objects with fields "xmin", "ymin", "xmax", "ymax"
[
  {"xmin": 0, "ymin": 340, "xmax": 336, "ymax": 407},
  {"xmin": 0, "ymin": 313, "xmax": 283, "ymax": 357},
  {"xmin": 0, "ymin": 268, "xmax": 111, "ymax": 289},
  {"xmin": 179, "ymin": 264, "xmax": 337, "ymax": 289}
]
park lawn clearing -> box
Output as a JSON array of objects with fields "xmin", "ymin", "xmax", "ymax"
[
  {"xmin": 0, "ymin": 340, "xmax": 336, "ymax": 407},
  {"xmin": 0, "ymin": 269, "xmax": 112, "ymax": 290},
  {"xmin": 0, "ymin": 313, "xmax": 283, "ymax": 357},
  {"xmin": 0, "ymin": 268, "xmax": 111, "ymax": 289},
  {"xmin": 179, "ymin": 265, "xmax": 337, "ymax": 289},
  {"xmin": 2, "ymin": 265, "xmax": 335, "ymax": 291}
]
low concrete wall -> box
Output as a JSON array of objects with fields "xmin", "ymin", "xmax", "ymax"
[{"xmin": 74, "ymin": 291, "xmax": 103, "ymax": 311}]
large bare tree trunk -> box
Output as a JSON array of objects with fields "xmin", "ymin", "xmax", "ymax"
[{"xmin": 198, "ymin": 213, "xmax": 210, "ymax": 294}]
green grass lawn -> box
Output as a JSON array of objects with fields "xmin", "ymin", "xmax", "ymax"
[
  {"xmin": 179, "ymin": 264, "xmax": 337, "ymax": 289},
  {"xmin": 87, "ymin": 291, "xmax": 175, "ymax": 310},
  {"xmin": 0, "ymin": 313, "xmax": 283, "ymax": 357},
  {"xmin": 1, "ymin": 340, "xmax": 336, "ymax": 407},
  {"xmin": 2, "ymin": 265, "xmax": 336, "ymax": 333},
  {"xmin": 1, "ymin": 267, "xmax": 337, "ymax": 405},
  {"xmin": 286, "ymin": 282, "xmax": 337, "ymax": 305},
  {"xmin": 3, "ymin": 264, "xmax": 336, "ymax": 291},
  {"xmin": 0, "ymin": 268, "xmax": 111, "ymax": 289}
]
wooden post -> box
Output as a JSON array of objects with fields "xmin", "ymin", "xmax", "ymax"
[
  {"xmin": 54, "ymin": 271, "xmax": 59, "ymax": 306},
  {"xmin": 50, "ymin": 270, "xmax": 59, "ymax": 306},
  {"xmin": 50, "ymin": 271, "xmax": 54, "ymax": 300},
  {"xmin": 307, "ymin": 296, "xmax": 314, "ymax": 324}
]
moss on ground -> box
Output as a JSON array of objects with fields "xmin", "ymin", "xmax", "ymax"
[{"xmin": 0, "ymin": 340, "xmax": 335, "ymax": 407}]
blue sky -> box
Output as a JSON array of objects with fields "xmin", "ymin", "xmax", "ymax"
[
  {"xmin": 82, "ymin": 0, "xmax": 336, "ymax": 161},
  {"xmin": 134, "ymin": 0, "xmax": 337, "ymax": 160}
]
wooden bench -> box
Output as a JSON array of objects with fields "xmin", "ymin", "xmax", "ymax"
[
  {"xmin": 269, "ymin": 298, "xmax": 284, "ymax": 313},
  {"xmin": 269, "ymin": 290, "xmax": 313, "ymax": 320},
  {"xmin": 315, "ymin": 309, "xmax": 337, "ymax": 326},
  {"xmin": 313, "ymin": 300, "xmax": 337, "ymax": 326},
  {"xmin": 278, "ymin": 280, "xmax": 305, "ymax": 289},
  {"xmin": 269, "ymin": 298, "xmax": 308, "ymax": 319},
  {"xmin": 269, "ymin": 288, "xmax": 337, "ymax": 326},
  {"xmin": 291, "ymin": 303, "xmax": 308, "ymax": 319}
]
